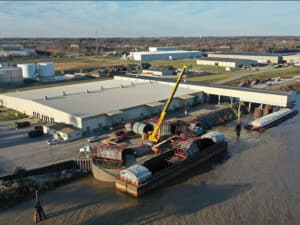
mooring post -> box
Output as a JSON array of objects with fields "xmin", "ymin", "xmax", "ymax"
[
  {"xmin": 33, "ymin": 190, "xmax": 46, "ymax": 223},
  {"xmin": 230, "ymin": 97, "xmax": 233, "ymax": 108},
  {"xmin": 248, "ymin": 102, "xmax": 252, "ymax": 113},
  {"xmin": 218, "ymin": 95, "xmax": 221, "ymax": 105}
]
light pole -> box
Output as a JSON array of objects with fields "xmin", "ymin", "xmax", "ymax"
[{"xmin": 49, "ymin": 144, "xmax": 54, "ymax": 165}]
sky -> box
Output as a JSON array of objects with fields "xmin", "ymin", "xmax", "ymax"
[{"xmin": 0, "ymin": 1, "xmax": 300, "ymax": 38}]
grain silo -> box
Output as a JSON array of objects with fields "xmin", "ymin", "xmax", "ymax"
[
  {"xmin": 37, "ymin": 62, "xmax": 55, "ymax": 77},
  {"xmin": 17, "ymin": 63, "xmax": 36, "ymax": 79},
  {"xmin": 0, "ymin": 68, "xmax": 24, "ymax": 88}
]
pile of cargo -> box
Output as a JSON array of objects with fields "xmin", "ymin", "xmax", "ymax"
[
  {"xmin": 201, "ymin": 131, "xmax": 225, "ymax": 144},
  {"xmin": 172, "ymin": 139, "xmax": 199, "ymax": 160},
  {"xmin": 120, "ymin": 164, "xmax": 152, "ymax": 186},
  {"xmin": 92, "ymin": 141, "xmax": 125, "ymax": 162}
]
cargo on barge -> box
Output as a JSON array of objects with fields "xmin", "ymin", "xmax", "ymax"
[
  {"xmin": 245, "ymin": 108, "xmax": 297, "ymax": 131},
  {"xmin": 115, "ymin": 133, "xmax": 228, "ymax": 197}
]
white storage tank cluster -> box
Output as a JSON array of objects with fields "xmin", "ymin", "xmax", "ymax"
[
  {"xmin": 0, "ymin": 68, "xmax": 24, "ymax": 88},
  {"xmin": 17, "ymin": 63, "xmax": 36, "ymax": 79},
  {"xmin": 37, "ymin": 62, "xmax": 55, "ymax": 77}
]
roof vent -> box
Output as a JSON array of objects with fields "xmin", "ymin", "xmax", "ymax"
[
  {"xmin": 45, "ymin": 96, "xmax": 48, "ymax": 100},
  {"xmin": 63, "ymin": 91, "xmax": 66, "ymax": 96}
]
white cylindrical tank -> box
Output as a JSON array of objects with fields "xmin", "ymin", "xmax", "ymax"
[
  {"xmin": 17, "ymin": 63, "xmax": 36, "ymax": 79},
  {"xmin": 0, "ymin": 68, "xmax": 24, "ymax": 88},
  {"xmin": 37, "ymin": 62, "xmax": 55, "ymax": 77}
]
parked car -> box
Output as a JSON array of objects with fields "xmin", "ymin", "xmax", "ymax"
[
  {"xmin": 47, "ymin": 138, "xmax": 59, "ymax": 145},
  {"xmin": 79, "ymin": 145, "xmax": 91, "ymax": 153},
  {"xmin": 87, "ymin": 136, "xmax": 100, "ymax": 143}
]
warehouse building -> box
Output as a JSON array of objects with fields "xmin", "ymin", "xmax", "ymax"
[
  {"xmin": 196, "ymin": 57, "xmax": 257, "ymax": 68},
  {"xmin": 282, "ymin": 54, "xmax": 300, "ymax": 64},
  {"xmin": 129, "ymin": 47, "xmax": 202, "ymax": 61},
  {"xmin": 0, "ymin": 77, "xmax": 204, "ymax": 135},
  {"xmin": 148, "ymin": 46, "xmax": 179, "ymax": 52},
  {"xmin": 142, "ymin": 68, "xmax": 175, "ymax": 77},
  {"xmin": 0, "ymin": 45, "xmax": 36, "ymax": 57},
  {"xmin": 0, "ymin": 67, "xmax": 24, "ymax": 88},
  {"xmin": 207, "ymin": 52, "xmax": 283, "ymax": 64}
]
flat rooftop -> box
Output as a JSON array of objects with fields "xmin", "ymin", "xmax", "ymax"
[
  {"xmin": 132, "ymin": 50, "xmax": 201, "ymax": 55},
  {"xmin": 197, "ymin": 57, "xmax": 256, "ymax": 62},
  {"xmin": 2, "ymin": 79, "xmax": 199, "ymax": 118},
  {"xmin": 211, "ymin": 52, "xmax": 285, "ymax": 56}
]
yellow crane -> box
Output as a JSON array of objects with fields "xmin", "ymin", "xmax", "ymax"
[{"xmin": 148, "ymin": 64, "xmax": 188, "ymax": 143}]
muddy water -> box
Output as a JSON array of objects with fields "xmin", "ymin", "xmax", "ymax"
[{"xmin": 1, "ymin": 95, "xmax": 300, "ymax": 225}]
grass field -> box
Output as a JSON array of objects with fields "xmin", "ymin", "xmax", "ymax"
[
  {"xmin": 11, "ymin": 56, "xmax": 136, "ymax": 72},
  {"xmin": 226, "ymin": 66, "xmax": 300, "ymax": 85},
  {"xmin": 187, "ymin": 73, "xmax": 234, "ymax": 83},
  {"xmin": 0, "ymin": 107, "xmax": 27, "ymax": 121}
]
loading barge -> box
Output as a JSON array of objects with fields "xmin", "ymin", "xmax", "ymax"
[
  {"xmin": 245, "ymin": 108, "xmax": 297, "ymax": 131},
  {"xmin": 115, "ymin": 135, "xmax": 227, "ymax": 198}
]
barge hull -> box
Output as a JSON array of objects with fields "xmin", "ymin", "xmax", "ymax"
[
  {"xmin": 245, "ymin": 109, "xmax": 297, "ymax": 131},
  {"xmin": 115, "ymin": 141, "xmax": 227, "ymax": 197}
]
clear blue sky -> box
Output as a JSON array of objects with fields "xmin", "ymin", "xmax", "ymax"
[{"xmin": 0, "ymin": 1, "xmax": 299, "ymax": 37}]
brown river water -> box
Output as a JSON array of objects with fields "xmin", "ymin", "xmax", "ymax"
[{"xmin": 1, "ymin": 95, "xmax": 299, "ymax": 225}]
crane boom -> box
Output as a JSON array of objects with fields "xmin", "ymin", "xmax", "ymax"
[{"xmin": 148, "ymin": 64, "xmax": 188, "ymax": 143}]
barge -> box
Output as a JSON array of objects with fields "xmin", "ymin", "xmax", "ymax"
[
  {"xmin": 115, "ymin": 133, "xmax": 227, "ymax": 197},
  {"xmin": 245, "ymin": 108, "xmax": 297, "ymax": 131}
]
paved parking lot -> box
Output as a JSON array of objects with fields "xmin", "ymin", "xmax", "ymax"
[{"xmin": 0, "ymin": 120, "xmax": 97, "ymax": 176}]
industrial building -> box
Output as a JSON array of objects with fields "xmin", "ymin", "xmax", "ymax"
[
  {"xmin": 207, "ymin": 52, "xmax": 283, "ymax": 64},
  {"xmin": 129, "ymin": 47, "xmax": 202, "ymax": 61},
  {"xmin": 0, "ymin": 67, "xmax": 24, "ymax": 88},
  {"xmin": 196, "ymin": 57, "xmax": 257, "ymax": 68},
  {"xmin": 148, "ymin": 46, "xmax": 179, "ymax": 52},
  {"xmin": 0, "ymin": 45, "xmax": 36, "ymax": 57},
  {"xmin": 282, "ymin": 54, "xmax": 300, "ymax": 64},
  {"xmin": 142, "ymin": 68, "xmax": 175, "ymax": 77},
  {"xmin": 0, "ymin": 77, "xmax": 204, "ymax": 135}
]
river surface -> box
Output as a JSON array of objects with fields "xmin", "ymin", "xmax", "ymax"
[{"xmin": 1, "ymin": 95, "xmax": 300, "ymax": 225}]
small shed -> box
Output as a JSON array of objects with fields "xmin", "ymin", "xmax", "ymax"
[{"xmin": 43, "ymin": 123, "xmax": 82, "ymax": 142}]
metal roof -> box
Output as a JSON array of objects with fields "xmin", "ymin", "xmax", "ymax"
[
  {"xmin": 211, "ymin": 52, "xmax": 284, "ymax": 57},
  {"xmin": 197, "ymin": 57, "xmax": 257, "ymax": 63},
  {"xmin": 2, "ymin": 78, "xmax": 199, "ymax": 118}
]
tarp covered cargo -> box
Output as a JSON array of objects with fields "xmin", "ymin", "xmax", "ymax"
[
  {"xmin": 201, "ymin": 131, "xmax": 225, "ymax": 144},
  {"xmin": 93, "ymin": 145, "xmax": 125, "ymax": 161},
  {"xmin": 120, "ymin": 164, "xmax": 152, "ymax": 186},
  {"xmin": 172, "ymin": 139, "xmax": 199, "ymax": 157},
  {"xmin": 247, "ymin": 108, "xmax": 295, "ymax": 129}
]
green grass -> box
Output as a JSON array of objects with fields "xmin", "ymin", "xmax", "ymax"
[
  {"xmin": 187, "ymin": 73, "xmax": 234, "ymax": 83},
  {"xmin": 0, "ymin": 108, "xmax": 28, "ymax": 121},
  {"xmin": 226, "ymin": 66, "xmax": 300, "ymax": 85}
]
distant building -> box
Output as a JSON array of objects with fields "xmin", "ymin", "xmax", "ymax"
[
  {"xmin": 282, "ymin": 54, "xmax": 300, "ymax": 64},
  {"xmin": 129, "ymin": 47, "xmax": 202, "ymax": 61},
  {"xmin": 197, "ymin": 57, "xmax": 257, "ymax": 68},
  {"xmin": 0, "ymin": 67, "xmax": 24, "ymax": 88},
  {"xmin": 142, "ymin": 68, "xmax": 175, "ymax": 77},
  {"xmin": 148, "ymin": 46, "xmax": 179, "ymax": 52},
  {"xmin": 207, "ymin": 52, "xmax": 283, "ymax": 64},
  {"xmin": 0, "ymin": 44, "xmax": 36, "ymax": 57}
]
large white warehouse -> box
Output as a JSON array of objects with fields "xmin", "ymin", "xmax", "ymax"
[
  {"xmin": 0, "ymin": 77, "xmax": 204, "ymax": 135},
  {"xmin": 130, "ymin": 46, "xmax": 202, "ymax": 61},
  {"xmin": 197, "ymin": 57, "xmax": 258, "ymax": 68}
]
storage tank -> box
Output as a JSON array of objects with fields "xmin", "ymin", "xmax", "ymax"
[
  {"xmin": 17, "ymin": 63, "xmax": 36, "ymax": 79},
  {"xmin": 0, "ymin": 68, "xmax": 24, "ymax": 88},
  {"xmin": 37, "ymin": 62, "xmax": 55, "ymax": 77}
]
